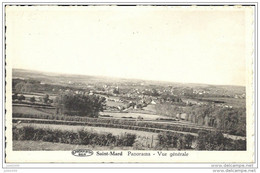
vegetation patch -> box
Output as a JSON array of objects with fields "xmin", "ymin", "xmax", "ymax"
[
  {"xmin": 157, "ymin": 130, "xmax": 246, "ymax": 151},
  {"xmin": 157, "ymin": 132, "xmax": 194, "ymax": 150},
  {"xmin": 196, "ymin": 130, "xmax": 246, "ymax": 150},
  {"xmin": 13, "ymin": 125, "xmax": 136, "ymax": 147}
]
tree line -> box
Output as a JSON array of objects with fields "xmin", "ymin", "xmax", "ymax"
[{"xmin": 155, "ymin": 103, "xmax": 246, "ymax": 136}]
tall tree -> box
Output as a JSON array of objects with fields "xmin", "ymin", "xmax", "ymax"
[{"xmin": 54, "ymin": 93, "xmax": 106, "ymax": 117}]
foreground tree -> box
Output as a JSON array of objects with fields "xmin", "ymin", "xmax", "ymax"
[
  {"xmin": 215, "ymin": 107, "xmax": 246, "ymax": 136},
  {"xmin": 54, "ymin": 93, "xmax": 106, "ymax": 117}
]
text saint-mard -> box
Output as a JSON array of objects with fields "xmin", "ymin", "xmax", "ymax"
[{"xmin": 96, "ymin": 151, "xmax": 123, "ymax": 156}]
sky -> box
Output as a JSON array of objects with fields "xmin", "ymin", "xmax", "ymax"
[{"xmin": 6, "ymin": 6, "xmax": 250, "ymax": 86}]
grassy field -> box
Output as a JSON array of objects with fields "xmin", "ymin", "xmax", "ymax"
[
  {"xmin": 34, "ymin": 107, "xmax": 55, "ymax": 114},
  {"xmin": 188, "ymin": 97, "xmax": 246, "ymax": 108},
  {"xmin": 22, "ymin": 93, "xmax": 56, "ymax": 100},
  {"xmin": 142, "ymin": 105, "xmax": 157, "ymax": 113},
  {"xmin": 13, "ymin": 106, "xmax": 52, "ymax": 115},
  {"xmin": 106, "ymin": 100, "xmax": 126, "ymax": 107}
]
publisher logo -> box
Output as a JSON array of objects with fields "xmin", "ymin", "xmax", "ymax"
[{"xmin": 71, "ymin": 149, "xmax": 94, "ymax": 157}]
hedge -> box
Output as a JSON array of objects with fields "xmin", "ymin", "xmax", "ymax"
[{"xmin": 13, "ymin": 125, "xmax": 136, "ymax": 147}]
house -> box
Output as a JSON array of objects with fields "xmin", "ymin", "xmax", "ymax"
[
  {"xmin": 151, "ymin": 100, "xmax": 156, "ymax": 105},
  {"xmin": 176, "ymin": 113, "xmax": 187, "ymax": 120}
]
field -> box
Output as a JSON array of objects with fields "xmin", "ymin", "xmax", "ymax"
[
  {"xmin": 100, "ymin": 111, "xmax": 165, "ymax": 120},
  {"xmin": 106, "ymin": 100, "xmax": 126, "ymax": 107},
  {"xmin": 198, "ymin": 97, "xmax": 246, "ymax": 108},
  {"xmin": 13, "ymin": 105, "xmax": 54, "ymax": 115},
  {"xmin": 142, "ymin": 105, "xmax": 157, "ymax": 113}
]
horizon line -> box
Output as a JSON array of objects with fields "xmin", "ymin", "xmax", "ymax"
[{"xmin": 12, "ymin": 67, "xmax": 246, "ymax": 87}]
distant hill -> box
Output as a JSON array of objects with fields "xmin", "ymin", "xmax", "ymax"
[{"xmin": 12, "ymin": 68, "xmax": 245, "ymax": 94}]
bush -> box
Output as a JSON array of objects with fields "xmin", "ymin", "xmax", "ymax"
[
  {"xmin": 157, "ymin": 132, "xmax": 191, "ymax": 150},
  {"xmin": 196, "ymin": 130, "xmax": 246, "ymax": 150}
]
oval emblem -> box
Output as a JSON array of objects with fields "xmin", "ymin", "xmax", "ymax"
[{"xmin": 71, "ymin": 149, "xmax": 94, "ymax": 157}]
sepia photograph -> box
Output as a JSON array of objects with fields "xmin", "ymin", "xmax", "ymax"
[{"xmin": 3, "ymin": 3, "xmax": 256, "ymax": 165}]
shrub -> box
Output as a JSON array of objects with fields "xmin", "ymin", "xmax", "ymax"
[
  {"xmin": 157, "ymin": 132, "xmax": 188, "ymax": 150},
  {"xmin": 196, "ymin": 130, "xmax": 246, "ymax": 151}
]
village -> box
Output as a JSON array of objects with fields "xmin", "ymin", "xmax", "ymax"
[{"xmin": 12, "ymin": 69, "xmax": 246, "ymax": 137}]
